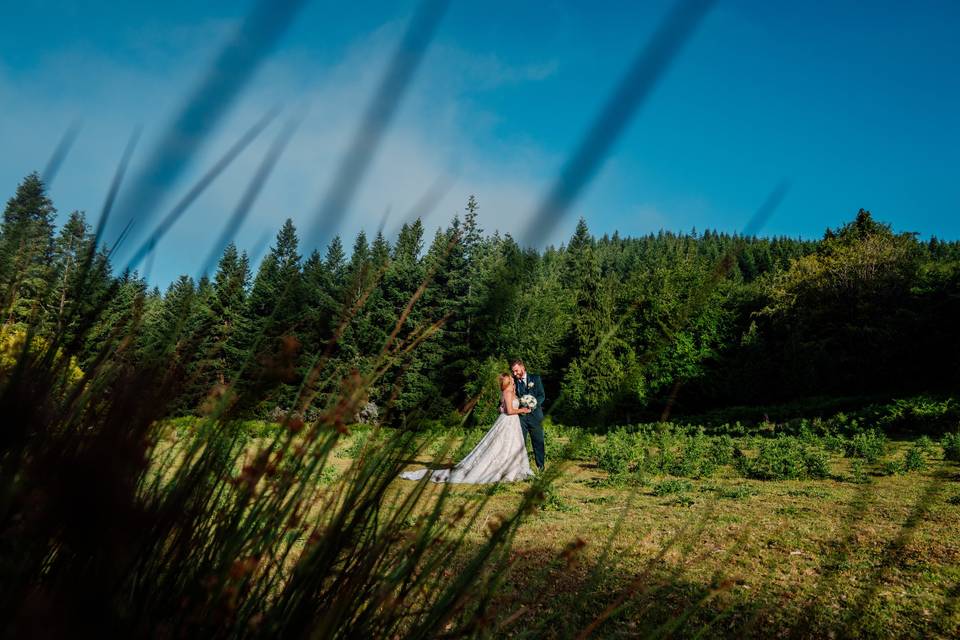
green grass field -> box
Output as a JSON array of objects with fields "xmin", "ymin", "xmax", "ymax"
[
  {"xmin": 153, "ymin": 416, "xmax": 960, "ymax": 638},
  {"xmin": 365, "ymin": 430, "xmax": 959, "ymax": 638}
]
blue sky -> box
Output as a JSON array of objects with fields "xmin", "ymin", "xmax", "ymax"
[{"xmin": 1, "ymin": 0, "xmax": 958, "ymax": 286}]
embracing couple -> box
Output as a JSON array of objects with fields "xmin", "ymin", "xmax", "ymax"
[{"xmin": 400, "ymin": 360, "xmax": 546, "ymax": 484}]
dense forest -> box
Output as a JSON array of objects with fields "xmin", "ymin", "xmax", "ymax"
[{"xmin": 2, "ymin": 172, "xmax": 959, "ymax": 428}]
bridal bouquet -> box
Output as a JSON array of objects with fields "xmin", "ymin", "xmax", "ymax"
[{"xmin": 519, "ymin": 394, "xmax": 537, "ymax": 409}]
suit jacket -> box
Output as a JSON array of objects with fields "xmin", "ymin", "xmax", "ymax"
[{"xmin": 515, "ymin": 373, "xmax": 546, "ymax": 427}]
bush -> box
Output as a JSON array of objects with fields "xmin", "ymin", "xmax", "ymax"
[
  {"xmin": 884, "ymin": 439, "xmax": 932, "ymax": 475},
  {"xmin": 942, "ymin": 431, "xmax": 960, "ymax": 462},
  {"xmin": 655, "ymin": 427, "xmax": 719, "ymax": 479},
  {"xmin": 882, "ymin": 460, "xmax": 903, "ymax": 475},
  {"xmin": 592, "ymin": 425, "xmax": 736, "ymax": 480},
  {"xmin": 668, "ymin": 495, "xmax": 695, "ymax": 507},
  {"xmin": 803, "ymin": 448, "xmax": 831, "ymax": 479},
  {"xmin": 915, "ymin": 435, "xmax": 936, "ymax": 456},
  {"xmin": 653, "ymin": 478, "xmax": 693, "ymax": 496},
  {"xmin": 823, "ymin": 434, "xmax": 848, "ymax": 454},
  {"xmin": 709, "ymin": 435, "xmax": 735, "ymax": 466},
  {"xmin": 595, "ymin": 428, "xmax": 644, "ymax": 476},
  {"xmin": 849, "ymin": 459, "xmax": 869, "ymax": 484},
  {"xmin": 844, "ymin": 430, "xmax": 887, "ymax": 462},
  {"xmin": 874, "ymin": 396, "xmax": 960, "ymax": 434},
  {"xmin": 736, "ymin": 437, "xmax": 831, "ymax": 481},
  {"xmin": 901, "ymin": 443, "xmax": 928, "ymax": 473},
  {"xmin": 544, "ymin": 422, "xmax": 594, "ymax": 461},
  {"xmin": 537, "ymin": 485, "xmax": 578, "ymax": 513}
]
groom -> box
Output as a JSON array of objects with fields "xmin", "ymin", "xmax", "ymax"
[{"xmin": 511, "ymin": 359, "xmax": 546, "ymax": 471}]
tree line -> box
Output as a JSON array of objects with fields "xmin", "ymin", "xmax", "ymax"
[{"xmin": 2, "ymin": 172, "xmax": 959, "ymax": 428}]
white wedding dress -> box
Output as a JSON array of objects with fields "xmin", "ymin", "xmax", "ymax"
[{"xmin": 400, "ymin": 397, "xmax": 533, "ymax": 484}]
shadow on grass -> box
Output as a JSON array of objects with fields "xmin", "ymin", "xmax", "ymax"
[{"xmin": 467, "ymin": 540, "xmax": 958, "ymax": 639}]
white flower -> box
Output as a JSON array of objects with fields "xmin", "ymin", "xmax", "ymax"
[
  {"xmin": 527, "ymin": 381, "xmax": 534, "ymax": 388},
  {"xmin": 519, "ymin": 394, "xmax": 537, "ymax": 409}
]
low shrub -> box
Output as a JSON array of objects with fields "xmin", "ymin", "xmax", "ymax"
[
  {"xmin": 903, "ymin": 437, "xmax": 932, "ymax": 473},
  {"xmin": 656, "ymin": 427, "xmax": 720, "ymax": 479},
  {"xmin": 660, "ymin": 431, "xmax": 704, "ymax": 478},
  {"xmin": 668, "ymin": 495, "xmax": 695, "ymax": 507},
  {"xmin": 914, "ymin": 435, "xmax": 936, "ymax": 457},
  {"xmin": 942, "ymin": 431, "xmax": 960, "ymax": 462},
  {"xmin": 803, "ymin": 448, "xmax": 831, "ymax": 479},
  {"xmin": 595, "ymin": 428, "xmax": 645, "ymax": 476},
  {"xmin": 882, "ymin": 460, "xmax": 903, "ymax": 475},
  {"xmin": 844, "ymin": 430, "xmax": 887, "ymax": 463},
  {"xmin": 873, "ymin": 396, "xmax": 960, "ymax": 435},
  {"xmin": 709, "ymin": 435, "xmax": 735, "ymax": 466},
  {"xmin": 593, "ymin": 425, "xmax": 732, "ymax": 480},
  {"xmin": 822, "ymin": 434, "xmax": 848, "ymax": 454},
  {"xmin": 849, "ymin": 459, "xmax": 869, "ymax": 484},
  {"xmin": 652, "ymin": 478, "xmax": 693, "ymax": 496},
  {"xmin": 883, "ymin": 439, "xmax": 931, "ymax": 475},
  {"xmin": 901, "ymin": 443, "xmax": 928, "ymax": 473},
  {"xmin": 544, "ymin": 423, "xmax": 595, "ymax": 461},
  {"xmin": 736, "ymin": 437, "xmax": 831, "ymax": 481},
  {"xmin": 537, "ymin": 486, "xmax": 578, "ymax": 513}
]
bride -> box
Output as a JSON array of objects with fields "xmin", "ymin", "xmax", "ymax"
[{"xmin": 400, "ymin": 374, "xmax": 534, "ymax": 484}]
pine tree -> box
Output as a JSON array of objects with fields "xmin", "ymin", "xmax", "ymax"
[
  {"xmin": 332, "ymin": 231, "xmax": 376, "ymax": 375},
  {"xmin": 140, "ymin": 275, "xmax": 197, "ymax": 363},
  {"xmin": 229, "ymin": 219, "xmax": 303, "ymax": 411},
  {"xmin": 560, "ymin": 219, "xmax": 627, "ymax": 420},
  {"xmin": 0, "ymin": 173, "xmax": 57, "ymax": 327},
  {"xmin": 80, "ymin": 271, "xmax": 148, "ymax": 371},
  {"xmin": 462, "ymin": 195, "xmax": 483, "ymax": 259},
  {"xmin": 364, "ymin": 231, "xmax": 396, "ymax": 347},
  {"xmin": 429, "ymin": 220, "xmax": 471, "ymax": 404},
  {"xmin": 342, "ymin": 231, "xmax": 370, "ymax": 312},
  {"xmin": 380, "ymin": 219, "xmax": 437, "ymax": 418},
  {"xmin": 244, "ymin": 218, "xmax": 303, "ymax": 336},
  {"xmin": 301, "ymin": 249, "xmax": 338, "ymax": 358},
  {"xmin": 173, "ymin": 275, "xmax": 219, "ymax": 412},
  {"xmin": 46, "ymin": 210, "xmax": 114, "ymax": 352},
  {"xmin": 324, "ymin": 236, "xmax": 346, "ymax": 285},
  {"xmin": 167, "ymin": 245, "xmax": 251, "ymax": 414},
  {"xmin": 48, "ymin": 211, "xmax": 90, "ymax": 334}
]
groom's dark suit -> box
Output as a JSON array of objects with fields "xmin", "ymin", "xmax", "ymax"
[{"xmin": 515, "ymin": 373, "xmax": 546, "ymax": 470}]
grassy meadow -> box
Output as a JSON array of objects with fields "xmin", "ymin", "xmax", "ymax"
[{"xmin": 155, "ymin": 403, "xmax": 960, "ymax": 639}]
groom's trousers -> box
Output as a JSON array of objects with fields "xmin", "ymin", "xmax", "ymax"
[{"xmin": 520, "ymin": 416, "xmax": 545, "ymax": 470}]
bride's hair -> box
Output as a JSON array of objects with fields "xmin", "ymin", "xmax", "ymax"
[{"xmin": 498, "ymin": 373, "xmax": 512, "ymax": 391}]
